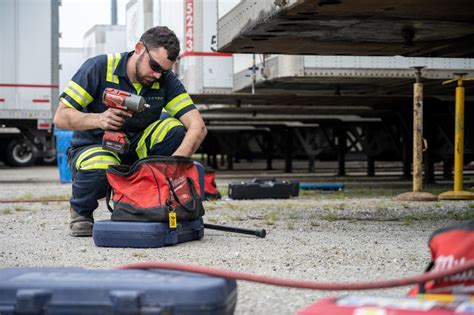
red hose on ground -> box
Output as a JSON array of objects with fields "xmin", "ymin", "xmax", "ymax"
[{"xmin": 117, "ymin": 260, "xmax": 474, "ymax": 291}]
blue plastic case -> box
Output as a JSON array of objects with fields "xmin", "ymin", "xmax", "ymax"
[
  {"xmin": 93, "ymin": 218, "xmax": 204, "ymax": 248},
  {"xmin": 299, "ymin": 183, "xmax": 345, "ymax": 191},
  {"xmin": 0, "ymin": 267, "xmax": 237, "ymax": 314}
]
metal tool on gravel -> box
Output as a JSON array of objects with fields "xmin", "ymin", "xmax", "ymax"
[{"xmin": 204, "ymin": 223, "xmax": 267, "ymax": 238}]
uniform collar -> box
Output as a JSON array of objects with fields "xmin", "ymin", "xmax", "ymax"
[
  {"xmin": 113, "ymin": 51, "xmax": 134, "ymax": 78},
  {"xmin": 114, "ymin": 51, "xmax": 165, "ymax": 92}
]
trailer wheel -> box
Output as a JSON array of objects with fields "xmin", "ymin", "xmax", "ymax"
[
  {"xmin": 37, "ymin": 155, "xmax": 57, "ymax": 165},
  {"xmin": 5, "ymin": 139, "xmax": 35, "ymax": 167}
]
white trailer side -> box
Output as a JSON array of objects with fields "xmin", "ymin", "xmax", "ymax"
[
  {"xmin": 0, "ymin": 0, "xmax": 59, "ymax": 166},
  {"xmin": 178, "ymin": 0, "xmax": 233, "ymax": 95}
]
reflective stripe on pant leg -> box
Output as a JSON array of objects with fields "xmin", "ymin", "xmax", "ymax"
[
  {"xmin": 75, "ymin": 146, "xmax": 121, "ymax": 170},
  {"xmin": 136, "ymin": 118, "xmax": 184, "ymax": 159},
  {"xmin": 148, "ymin": 119, "xmax": 185, "ymax": 157},
  {"xmin": 70, "ymin": 146, "xmax": 121, "ymax": 216}
]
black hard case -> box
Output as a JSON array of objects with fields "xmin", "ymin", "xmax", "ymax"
[{"xmin": 228, "ymin": 178, "xmax": 299, "ymax": 200}]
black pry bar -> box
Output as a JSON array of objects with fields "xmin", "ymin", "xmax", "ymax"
[{"xmin": 204, "ymin": 223, "xmax": 266, "ymax": 238}]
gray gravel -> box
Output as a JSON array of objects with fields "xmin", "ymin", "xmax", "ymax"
[{"xmin": 0, "ymin": 166, "xmax": 473, "ymax": 314}]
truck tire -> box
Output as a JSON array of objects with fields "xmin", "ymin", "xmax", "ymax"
[
  {"xmin": 5, "ymin": 139, "xmax": 35, "ymax": 167},
  {"xmin": 37, "ymin": 155, "xmax": 57, "ymax": 165}
]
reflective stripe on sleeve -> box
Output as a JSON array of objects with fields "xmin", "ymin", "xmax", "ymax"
[
  {"xmin": 106, "ymin": 53, "xmax": 121, "ymax": 84},
  {"xmin": 164, "ymin": 93, "xmax": 194, "ymax": 116},
  {"xmin": 60, "ymin": 97, "xmax": 76, "ymax": 109},
  {"xmin": 64, "ymin": 80, "xmax": 93, "ymax": 108}
]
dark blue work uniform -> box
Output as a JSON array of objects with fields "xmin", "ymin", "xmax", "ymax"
[{"xmin": 59, "ymin": 51, "xmax": 196, "ymax": 216}]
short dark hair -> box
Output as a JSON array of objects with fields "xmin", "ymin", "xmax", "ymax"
[{"xmin": 140, "ymin": 26, "xmax": 180, "ymax": 61}]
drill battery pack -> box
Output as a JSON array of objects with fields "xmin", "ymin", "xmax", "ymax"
[{"xmin": 102, "ymin": 131, "xmax": 130, "ymax": 154}]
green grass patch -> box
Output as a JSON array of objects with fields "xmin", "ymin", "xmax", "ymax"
[
  {"xmin": 204, "ymin": 202, "xmax": 217, "ymax": 211},
  {"xmin": 402, "ymin": 210, "xmax": 474, "ymax": 221},
  {"xmin": 16, "ymin": 193, "xmax": 34, "ymax": 200},
  {"xmin": 264, "ymin": 212, "xmax": 279, "ymax": 225},
  {"xmin": 288, "ymin": 212, "xmax": 299, "ymax": 220},
  {"xmin": 2, "ymin": 208, "xmax": 13, "ymax": 215},
  {"xmin": 38, "ymin": 194, "xmax": 70, "ymax": 201},
  {"xmin": 218, "ymin": 186, "xmax": 227, "ymax": 197},
  {"xmin": 309, "ymin": 212, "xmax": 319, "ymax": 220},
  {"xmin": 299, "ymin": 190, "xmax": 319, "ymax": 197},
  {"xmin": 318, "ymin": 209, "xmax": 474, "ymax": 223},
  {"xmin": 331, "ymin": 191, "xmax": 346, "ymax": 199},
  {"xmin": 14, "ymin": 207, "xmax": 29, "ymax": 212},
  {"xmin": 12, "ymin": 194, "xmax": 69, "ymax": 202},
  {"xmin": 131, "ymin": 252, "xmax": 147, "ymax": 258},
  {"xmin": 224, "ymin": 214, "xmax": 242, "ymax": 222},
  {"xmin": 320, "ymin": 212, "xmax": 339, "ymax": 221},
  {"xmin": 222, "ymin": 202, "xmax": 240, "ymax": 210}
]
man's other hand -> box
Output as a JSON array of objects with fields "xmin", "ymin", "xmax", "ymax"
[{"xmin": 98, "ymin": 108, "xmax": 132, "ymax": 131}]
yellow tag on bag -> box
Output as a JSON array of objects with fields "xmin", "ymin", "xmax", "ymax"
[{"xmin": 168, "ymin": 212, "xmax": 177, "ymax": 228}]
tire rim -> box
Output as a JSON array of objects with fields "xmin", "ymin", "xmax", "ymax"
[
  {"xmin": 42, "ymin": 155, "xmax": 56, "ymax": 163},
  {"xmin": 12, "ymin": 143, "xmax": 33, "ymax": 164}
]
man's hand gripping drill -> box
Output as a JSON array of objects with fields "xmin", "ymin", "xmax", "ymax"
[{"xmin": 101, "ymin": 88, "xmax": 150, "ymax": 154}]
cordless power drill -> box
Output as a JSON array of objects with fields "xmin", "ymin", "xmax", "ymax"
[{"xmin": 102, "ymin": 88, "xmax": 150, "ymax": 154}]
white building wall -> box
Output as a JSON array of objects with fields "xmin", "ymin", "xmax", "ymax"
[
  {"xmin": 59, "ymin": 47, "xmax": 87, "ymax": 94},
  {"xmin": 83, "ymin": 25, "xmax": 127, "ymax": 59}
]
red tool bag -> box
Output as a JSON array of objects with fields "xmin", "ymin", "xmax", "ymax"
[
  {"xmin": 204, "ymin": 169, "xmax": 221, "ymax": 200},
  {"xmin": 106, "ymin": 156, "xmax": 205, "ymax": 222},
  {"xmin": 410, "ymin": 220, "xmax": 474, "ymax": 295}
]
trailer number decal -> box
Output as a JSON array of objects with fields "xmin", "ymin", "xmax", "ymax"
[{"xmin": 185, "ymin": 0, "xmax": 194, "ymax": 52}]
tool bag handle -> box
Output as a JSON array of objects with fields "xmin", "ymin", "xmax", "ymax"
[
  {"xmin": 166, "ymin": 177, "xmax": 199, "ymax": 213},
  {"xmin": 252, "ymin": 178, "xmax": 276, "ymax": 183},
  {"xmin": 106, "ymin": 186, "xmax": 115, "ymax": 213}
]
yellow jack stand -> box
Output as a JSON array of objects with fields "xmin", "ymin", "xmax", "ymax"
[
  {"xmin": 439, "ymin": 73, "xmax": 474, "ymax": 200},
  {"xmin": 398, "ymin": 67, "xmax": 438, "ymax": 202}
]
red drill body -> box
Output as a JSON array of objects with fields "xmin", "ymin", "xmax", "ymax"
[{"xmin": 101, "ymin": 88, "xmax": 150, "ymax": 154}]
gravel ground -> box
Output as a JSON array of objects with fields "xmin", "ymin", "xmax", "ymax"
[{"xmin": 0, "ymin": 166, "xmax": 473, "ymax": 314}]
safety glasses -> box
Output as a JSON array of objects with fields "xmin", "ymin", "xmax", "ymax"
[{"xmin": 143, "ymin": 43, "xmax": 170, "ymax": 74}]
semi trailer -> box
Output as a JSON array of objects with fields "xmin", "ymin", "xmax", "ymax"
[{"xmin": 0, "ymin": 0, "xmax": 59, "ymax": 166}]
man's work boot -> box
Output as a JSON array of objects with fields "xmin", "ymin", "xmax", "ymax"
[{"xmin": 69, "ymin": 208, "xmax": 94, "ymax": 237}]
